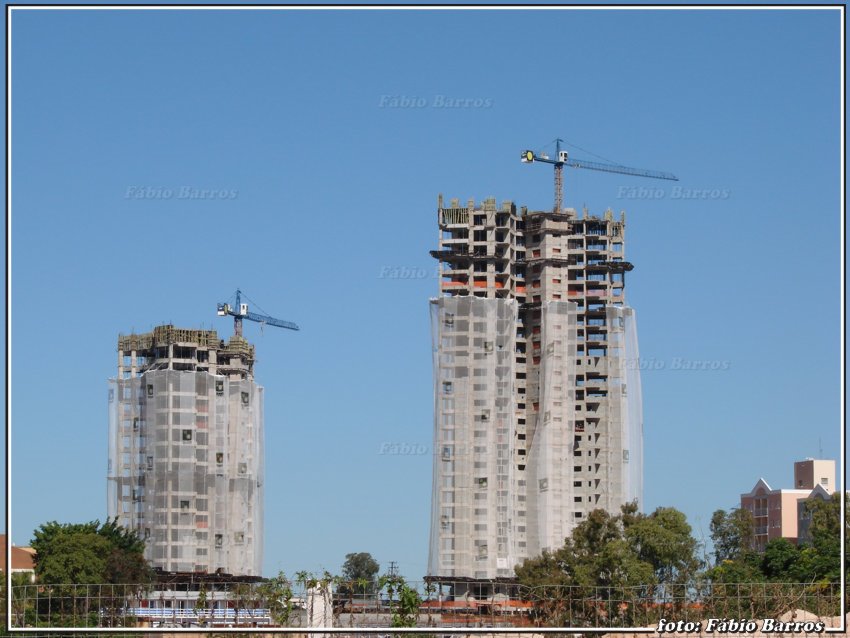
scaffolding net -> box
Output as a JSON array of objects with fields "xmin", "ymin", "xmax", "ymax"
[
  {"xmin": 526, "ymin": 300, "xmax": 578, "ymax": 557},
  {"xmin": 428, "ymin": 298, "xmax": 643, "ymax": 579},
  {"xmin": 428, "ymin": 296, "xmax": 518, "ymax": 580},
  {"xmin": 621, "ymin": 306, "xmax": 643, "ymax": 506},
  {"xmin": 108, "ymin": 370, "xmax": 264, "ymax": 577},
  {"xmin": 605, "ymin": 305, "xmax": 644, "ymax": 509}
]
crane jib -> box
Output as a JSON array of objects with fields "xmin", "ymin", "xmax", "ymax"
[
  {"xmin": 564, "ymin": 158, "xmax": 679, "ymax": 181},
  {"xmin": 217, "ymin": 290, "xmax": 300, "ymax": 335},
  {"xmin": 521, "ymin": 142, "xmax": 678, "ymax": 214}
]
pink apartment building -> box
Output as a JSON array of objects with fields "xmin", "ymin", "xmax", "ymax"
[{"xmin": 740, "ymin": 459, "xmax": 835, "ymax": 550}]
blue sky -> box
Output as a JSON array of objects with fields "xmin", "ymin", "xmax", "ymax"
[{"xmin": 8, "ymin": 7, "xmax": 842, "ymax": 580}]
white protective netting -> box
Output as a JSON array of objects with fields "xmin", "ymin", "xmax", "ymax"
[
  {"xmin": 605, "ymin": 305, "xmax": 644, "ymax": 510},
  {"xmin": 108, "ymin": 370, "xmax": 263, "ymax": 576},
  {"xmin": 621, "ymin": 306, "xmax": 643, "ymax": 506},
  {"xmin": 526, "ymin": 301, "xmax": 578, "ymax": 556},
  {"xmin": 428, "ymin": 296, "xmax": 517, "ymax": 579}
]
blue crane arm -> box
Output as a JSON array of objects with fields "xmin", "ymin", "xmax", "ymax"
[
  {"xmin": 522, "ymin": 149, "xmax": 677, "ymax": 181},
  {"xmin": 244, "ymin": 310, "xmax": 300, "ymax": 331},
  {"xmin": 564, "ymin": 157, "xmax": 678, "ymax": 181}
]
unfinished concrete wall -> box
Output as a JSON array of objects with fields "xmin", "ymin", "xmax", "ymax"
[{"xmin": 429, "ymin": 197, "xmax": 644, "ymax": 579}]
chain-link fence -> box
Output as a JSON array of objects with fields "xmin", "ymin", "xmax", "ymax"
[{"xmin": 9, "ymin": 580, "xmax": 843, "ymax": 630}]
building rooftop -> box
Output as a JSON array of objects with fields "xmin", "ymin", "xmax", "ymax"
[{"xmin": 0, "ymin": 535, "xmax": 35, "ymax": 573}]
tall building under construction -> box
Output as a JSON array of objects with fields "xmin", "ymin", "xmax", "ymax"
[
  {"xmin": 428, "ymin": 195, "xmax": 643, "ymax": 580},
  {"xmin": 107, "ymin": 325, "xmax": 264, "ymax": 576}
]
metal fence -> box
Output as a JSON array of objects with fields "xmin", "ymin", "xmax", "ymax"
[{"xmin": 9, "ymin": 580, "xmax": 844, "ymax": 630}]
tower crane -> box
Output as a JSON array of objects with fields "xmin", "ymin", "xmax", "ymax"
[
  {"xmin": 521, "ymin": 138, "xmax": 678, "ymax": 213},
  {"xmin": 216, "ymin": 289, "xmax": 300, "ymax": 338}
]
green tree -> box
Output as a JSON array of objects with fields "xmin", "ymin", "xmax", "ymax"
[
  {"xmin": 31, "ymin": 519, "xmax": 152, "ymax": 586},
  {"xmin": 705, "ymin": 507, "xmax": 764, "ymax": 588},
  {"xmin": 515, "ymin": 504, "xmax": 701, "ymax": 627},
  {"xmin": 256, "ymin": 571, "xmax": 295, "ymax": 626},
  {"xmin": 95, "ymin": 519, "xmax": 146, "ymax": 555},
  {"xmin": 709, "ymin": 507, "xmax": 755, "ymax": 564},
  {"xmin": 29, "ymin": 519, "xmax": 153, "ymax": 627},
  {"xmin": 705, "ymin": 555, "xmax": 764, "ymax": 585},
  {"xmin": 626, "ymin": 507, "xmax": 702, "ymax": 585},
  {"xmin": 340, "ymin": 552, "xmax": 379, "ymax": 595},
  {"xmin": 708, "ymin": 497, "xmax": 846, "ymax": 587},
  {"xmin": 798, "ymin": 492, "xmax": 847, "ymax": 583},
  {"xmin": 378, "ymin": 573, "xmax": 421, "ymax": 628},
  {"xmin": 760, "ymin": 538, "xmax": 801, "ymax": 581},
  {"xmin": 515, "ymin": 507, "xmax": 627, "ymax": 621},
  {"xmin": 595, "ymin": 538, "xmax": 655, "ymax": 589},
  {"xmin": 34, "ymin": 532, "xmax": 111, "ymax": 585}
]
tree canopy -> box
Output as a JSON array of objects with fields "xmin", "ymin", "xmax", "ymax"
[
  {"xmin": 516, "ymin": 498, "xmax": 845, "ymax": 627},
  {"xmin": 709, "ymin": 507, "xmax": 754, "ymax": 564},
  {"xmin": 706, "ymin": 494, "xmax": 845, "ymax": 585},
  {"xmin": 516, "ymin": 503, "xmax": 701, "ymax": 593},
  {"xmin": 515, "ymin": 504, "xmax": 702, "ymax": 626},
  {"xmin": 31, "ymin": 519, "xmax": 152, "ymax": 586},
  {"xmin": 340, "ymin": 552, "xmax": 380, "ymax": 595}
]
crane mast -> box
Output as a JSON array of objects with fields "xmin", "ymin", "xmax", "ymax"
[{"xmin": 554, "ymin": 164, "xmax": 563, "ymax": 215}]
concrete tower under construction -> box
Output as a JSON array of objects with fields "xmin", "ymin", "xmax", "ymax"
[
  {"xmin": 107, "ymin": 325, "xmax": 264, "ymax": 576},
  {"xmin": 428, "ymin": 196, "xmax": 643, "ymax": 580}
]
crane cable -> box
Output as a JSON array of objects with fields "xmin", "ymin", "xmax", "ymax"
[
  {"xmin": 537, "ymin": 137, "xmax": 619, "ymax": 165},
  {"xmin": 240, "ymin": 290, "xmax": 272, "ymax": 318}
]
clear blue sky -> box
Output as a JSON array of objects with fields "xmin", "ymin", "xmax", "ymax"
[{"xmin": 8, "ymin": 7, "xmax": 842, "ymax": 580}]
